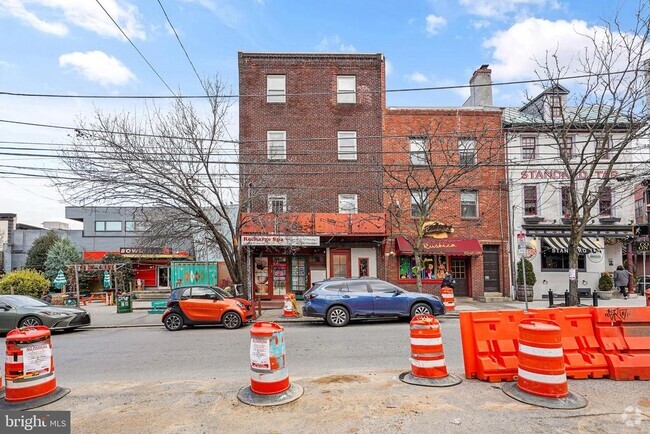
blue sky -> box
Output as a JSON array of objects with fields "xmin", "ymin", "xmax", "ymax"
[{"xmin": 0, "ymin": 0, "xmax": 643, "ymax": 226}]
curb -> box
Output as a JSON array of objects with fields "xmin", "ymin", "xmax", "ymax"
[{"xmin": 86, "ymin": 324, "xmax": 162, "ymax": 329}]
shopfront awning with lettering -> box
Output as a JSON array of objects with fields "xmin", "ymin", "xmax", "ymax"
[
  {"xmin": 395, "ymin": 236, "xmax": 483, "ymax": 256},
  {"xmin": 543, "ymin": 237, "xmax": 602, "ymax": 254}
]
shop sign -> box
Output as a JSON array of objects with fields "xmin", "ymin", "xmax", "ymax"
[
  {"xmin": 422, "ymin": 221, "xmax": 454, "ymax": 239},
  {"xmin": 588, "ymin": 251, "xmax": 604, "ymax": 263},
  {"xmin": 120, "ymin": 247, "xmax": 170, "ymax": 255},
  {"xmin": 241, "ymin": 235, "xmax": 320, "ymax": 247},
  {"xmin": 519, "ymin": 169, "xmax": 619, "ymax": 180},
  {"xmin": 634, "ymin": 241, "xmax": 650, "ymax": 252}
]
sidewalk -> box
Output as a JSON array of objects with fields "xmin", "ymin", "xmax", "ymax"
[{"xmin": 83, "ymin": 294, "xmax": 647, "ymax": 329}]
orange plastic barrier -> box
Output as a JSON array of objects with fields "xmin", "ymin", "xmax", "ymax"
[
  {"xmin": 528, "ymin": 307, "xmax": 609, "ymax": 379},
  {"xmin": 459, "ymin": 310, "xmax": 524, "ymax": 382},
  {"xmin": 440, "ymin": 286, "xmax": 455, "ymax": 312},
  {"xmin": 592, "ymin": 306, "xmax": 650, "ymax": 380},
  {"xmin": 460, "ymin": 307, "xmax": 612, "ymax": 382}
]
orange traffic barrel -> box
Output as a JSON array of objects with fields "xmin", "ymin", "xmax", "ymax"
[
  {"xmin": 399, "ymin": 314, "xmax": 462, "ymax": 387},
  {"xmin": 502, "ymin": 319, "xmax": 587, "ymax": 409},
  {"xmin": 0, "ymin": 326, "xmax": 70, "ymax": 411},
  {"xmin": 237, "ymin": 322, "xmax": 303, "ymax": 406},
  {"xmin": 440, "ymin": 286, "xmax": 455, "ymax": 312},
  {"xmin": 283, "ymin": 294, "xmax": 296, "ymax": 317}
]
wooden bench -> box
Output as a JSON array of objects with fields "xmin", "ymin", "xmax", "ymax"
[
  {"xmin": 147, "ymin": 299, "xmax": 168, "ymax": 314},
  {"xmin": 88, "ymin": 292, "xmax": 108, "ymax": 303}
]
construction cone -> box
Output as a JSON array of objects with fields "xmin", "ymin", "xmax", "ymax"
[
  {"xmin": 0, "ymin": 326, "xmax": 70, "ymax": 411},
  {"xmin": 502, "ymin": 319, "xmax": 587, "ymax": 409},
  {"xmin": 399, "ymin": 314, "xmax": 462, "ymax": 387},
  {"xmin": 237, "ymin": 322, "xmax": 303, "ymax": 406},
  {"xmin": 283, "ymin": 294, "xmax": 295, "ymax": 317}
]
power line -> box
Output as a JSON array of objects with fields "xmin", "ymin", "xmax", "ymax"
[
  {"xmin": 95, "ymin": 0, "xmax": 177, "ymax": 97},
  {"xmin": 0, "ymin": 69, "xmax": 644, "ymax": 100}
]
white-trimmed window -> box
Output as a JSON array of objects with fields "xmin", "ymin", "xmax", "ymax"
[
  {"xmin": 550, "ymin": 95, "xmax": 562, "ymax": 118},
  {"xmin": 410, "ymin": 189, "xmax": 429, "ymax": 219},
  {"xmin": 337, "ymin": 76, "xmax": 356, "ymax": 103},
  {"xmin": 268, "ymin": 195, "xmax": 287, "ymax": 214},
  {"xmin": 459, "ymin": 138, "xmax": 476, "ymax": 165},
  {"xmin": 338, "ymin": 194, "xmax": 358, "ymax": 214},
  {"xmin": 460, "ymin": 190, "xmax": 478, "ymax": 218},
  {"xmin": 595, "ymin": 136, "xmax": 611, "ymax": 160},
  {"xmin": 266, "ymin": 75, "xmax": 286, "ymax": 103},
  {"xmin": 409, "ymin": 137, "xmax": 427, "ymax": 165},
  {"xmin": 338, "ymin": 131, "xmax": 357, "ymax": 160},
  {"xmin": 522, "ymin": 137, "xmax": 536, "ymax": 160},
  {"xmin": 523, "ymin": 185, "xmax": 538, "ymax": 216},
  {"xmin": 562, "ymin": 136, "xmax": 574, "ymax": 159},
  {"xmin": 599, "ymin": 187, "xmax": 612, "ymax": 216},
  {"xmin": 267, "ymin": 131, "xmax": 287, "ymax": 160},
  {"xmin": 125, "ymin": 221, "xmax": 136, "ymax": 232}
]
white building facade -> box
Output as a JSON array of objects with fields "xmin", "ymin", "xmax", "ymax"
[{"xmin": 505, "ymin": 86, "xmax": 647, "ymax": 299}]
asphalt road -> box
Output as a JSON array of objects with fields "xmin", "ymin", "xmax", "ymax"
[
  {"xmin": 6, "ymin": 318, "xmax": 463, "ymax": 386},
  {"xmin": 1, "ymin": 319, "xmax": 648, "ymax": 433}
]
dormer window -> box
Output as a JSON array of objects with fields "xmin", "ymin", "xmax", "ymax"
[{"xmin": 550, "ymin": 95, "xmax": 562, "ymax": 118}]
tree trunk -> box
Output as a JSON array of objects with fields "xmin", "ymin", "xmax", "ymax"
[
  {"xmin": 568, "ymin": 242, "xmax": 579, "ymax": 306},
  {"xmin": 414, "ymin": 250, "xmax": 422, "ymax": 292}
]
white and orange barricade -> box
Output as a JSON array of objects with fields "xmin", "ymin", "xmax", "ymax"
[
  {"xmin": 440, "ymin": 286, "xmax": 455, "ymax": 312},
  {"xmin": 502, "ymin": 319, "xmax": 587, "ymax": 409},
  {"xmin": 400, "ymin": 314, "xmax": 462, "ymax": 387},
  {"xmin": 0, "ymin": 326, "xmax": 69, "ymax": 410},
  {"xmin": 237, "ymin": 322, "xmax": 303, "ymax": 406},
  {"xmin": 283, "ymin": 294, "xmax": 300, "ymax": 318}
]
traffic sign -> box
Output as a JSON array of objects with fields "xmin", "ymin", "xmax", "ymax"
[{"xmin": 517, "ymin": 232, "xmax": 526, "ymax": 256}]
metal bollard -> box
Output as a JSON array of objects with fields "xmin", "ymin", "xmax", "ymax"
[
  {"xmin": 548, "ymin": 289, "xmax": 554, "ymax": 307},
  {"xmin": 592, "ymin": 291, "xmax": 598, "ymax": 307},
  {"xmin": 564, "ymin": 290, "xmax": 569, "ymax": 306}
]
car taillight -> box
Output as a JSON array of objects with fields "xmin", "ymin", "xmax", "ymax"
[
  {"xmin": 305, "ymin": 293, "xmax": 318, "ymax": 300},
  {"xmin": 166, "ymin": 300, "xmax": 172, "ymax": 307}
]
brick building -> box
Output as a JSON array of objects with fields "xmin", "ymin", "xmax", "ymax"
[
  {"xmin": 238, "ymin": 52, "xmax": 387, "ymax": 300},
  {"xmin": 383, "ymin": 102, "xmax": 510, "ymax": 300}
]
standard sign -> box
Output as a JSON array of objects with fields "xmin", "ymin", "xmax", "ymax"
[
  {"xmin": 517, "ymin": 232, "xmax": 526, "ymax": 256},
  {"xmin": 241, "ymin": 235, "xmax": 320, "ymax": 247}
]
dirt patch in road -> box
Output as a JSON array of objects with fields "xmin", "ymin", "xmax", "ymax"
[{"xmin": 311, "ymin": 374, "xmax": 370, "ymax": 384}]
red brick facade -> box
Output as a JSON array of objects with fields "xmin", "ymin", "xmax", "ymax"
[
  {"xmin": 382, "ymin": 108, "xmax": 511, "ymax": 298},
  {"xmin": 238, "ymin": 53, "xmax": 385, "ymax": 214}
]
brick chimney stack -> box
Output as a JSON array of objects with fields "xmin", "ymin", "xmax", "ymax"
[{"xmin": 463, "ymin": 64, "xmax": 493, "ymax": 107}]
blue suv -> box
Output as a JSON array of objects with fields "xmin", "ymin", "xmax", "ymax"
[{"xmin": 302, "ymin": 278, "xmax": 445, "ymax": 327}]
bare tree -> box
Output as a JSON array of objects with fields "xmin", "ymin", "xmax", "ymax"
[
  {"xmin": 510, "ymin": 7, "xmax": 650, "ymax": 305},
  {"xmin": 383, "ymin": 111, "xmax": 506, "ymax": 292},
  {"xmin": 55, "ymin": 78, "xmax": 259, "ymax": 294}
]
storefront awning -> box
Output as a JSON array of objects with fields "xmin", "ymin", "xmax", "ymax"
[
  {"xmin": 395, "ymin": 236, "xmax": 482, "ymax": 256},
  {"xmin": 543, "ymin": 237, "xmax": 602, "ymax": 254}
]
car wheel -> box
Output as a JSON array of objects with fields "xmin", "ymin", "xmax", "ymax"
[
  {"xmin": 19, "ymin": 316, "xmax": 42, "ymax": 328},
  {"xmin": 164, "ymin": 313, "xmax": 184, "ymax": 331},
  {"xmin": 326, "ymin": 306, "xmax": 349, "ymax": 327},
  {"xmin": 222, "ymin": 312, "xmax": 242, "ymax": 330},
  {"xmin": 411, "ymin": 303, "xmax": 432, "ymax": 318}
]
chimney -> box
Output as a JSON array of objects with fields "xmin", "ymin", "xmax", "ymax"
[{"xmin": 463, "ymin": 64, "xmax": 492, "ymax": 107}]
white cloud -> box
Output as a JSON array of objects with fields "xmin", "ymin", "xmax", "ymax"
[
  {"xmin": 405, "ymin": 72, "xmax": 429, "ymax": 84},
  {"xmin": 316, "ymin": 35, "xmax": 356, "ymax": 52},
  {"xmin": 471, "ymin": 19, "xmax": 491, "ymax": 29},
  {"xmin": 459, "ymin": 0, "xmax": 561, "ymax": 18},
  {"xmin": 0, "ymin": 60, "xmax": 12, "ymax": 69},
  {"xmin": 425, "ymin": 14, "xmax": 447, "ymax": 35},
  {"xmin": 0, "ymin": 0, "xmax": 146, "ymax": 39},
  {"xmin": 59, "ymin": 51, "xmax": 136, "ymax": 87},
  {"xmin": 484, "ymin": 18, "xmax": 607, "ymax": 81},
  {"xmin": 385, "ymin": 59, "xmax": 393, "ymax": 77}
]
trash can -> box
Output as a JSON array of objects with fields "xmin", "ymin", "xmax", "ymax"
[
  {"xmin": 637, "ymin": 282, "xmax": 646, "ymax": 296},
  {"xmin": 64, "ymin": 296, "xmax": 78, "ymax": 307},
  {"xmin": 117, "ymin": 294, "xmax": 132, "ymax": 314}
]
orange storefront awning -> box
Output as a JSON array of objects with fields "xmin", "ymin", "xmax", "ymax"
[{"xmin": 395, "ymin": 236, "xmax": 483, "ymax": 256}]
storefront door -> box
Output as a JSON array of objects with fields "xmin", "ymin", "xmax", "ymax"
[
  {"xmin": 483, "ymin": 245, "xmax": 500, "ymax": 292},
  {"xmin": 291, "ymin": 256, "xmax": 309, "ymax": 299},
  {"xmin": 271, "ymin": 256, "xmax": 288, "ymax": 298},
  {"xmin": 157, "ymin": 266, "xmax": 170, "ymax": 288},
  {"xmin": 330, "ymin": 249, "xmax": 351, "ymax": 278},
  {"xmin": 450, "ymin": 258, "xmax": 469, "ymax": 297}
]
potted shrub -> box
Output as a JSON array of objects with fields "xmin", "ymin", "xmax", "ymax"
[
  {"xmin": 598, "ymin": 272, "xmax": 614, "ymax": 300},
  {"xmin": 516, "ymin": 258, "xmax": 536, "ymax": 301}
]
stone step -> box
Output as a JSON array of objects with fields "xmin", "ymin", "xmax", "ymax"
[{"xmin": 476, "ymin": 295, "xmax": 511, "ymax": 303}]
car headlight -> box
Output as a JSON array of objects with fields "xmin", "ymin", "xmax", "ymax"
[{"xmin": 236, "ymin": 301, "xmax": 246, "ymax": 309}]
